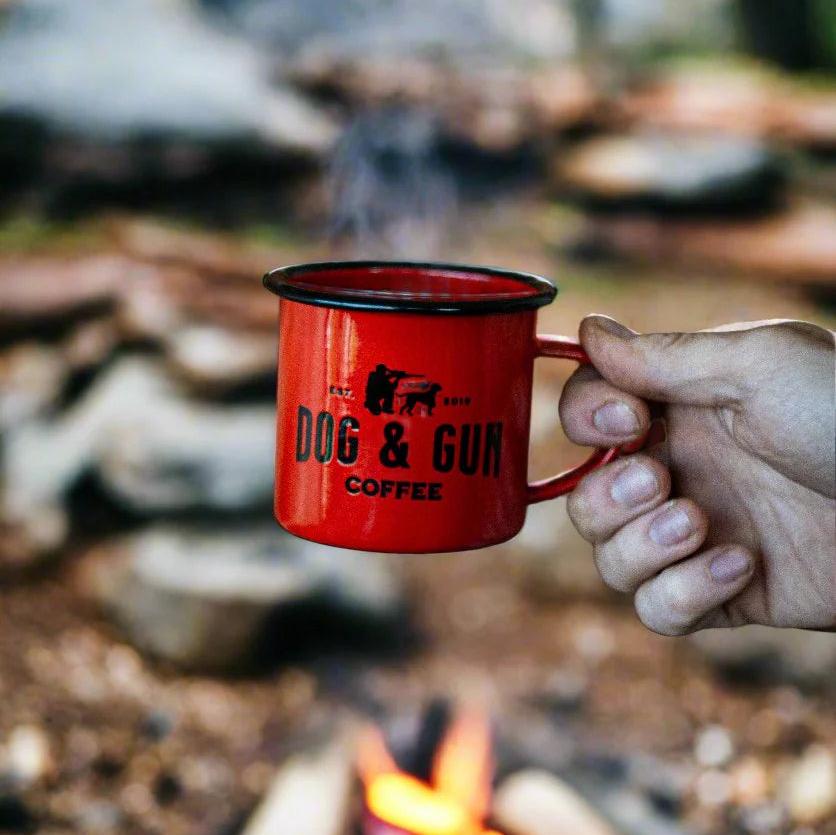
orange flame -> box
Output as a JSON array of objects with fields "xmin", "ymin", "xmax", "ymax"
[
  {"xmin": 358, "ymin": 710, "xmax": 500, "ymax": 835},
  {"xmin": 432, "ymin": 710, "xmax": 493, "ymax": 822}
]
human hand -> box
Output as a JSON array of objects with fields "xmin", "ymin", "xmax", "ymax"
[{"xmin": 560, "ymin": 316, "xmax": 835, "ymax": 635}]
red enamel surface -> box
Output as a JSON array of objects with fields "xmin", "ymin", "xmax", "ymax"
[{"xmin": 269, "ymin": 263, "xmax": 617, "ymax": 553}]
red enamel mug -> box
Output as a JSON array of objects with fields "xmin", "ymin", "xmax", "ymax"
[{"xmin": 263, "ymin": 261, "xmax": 618, "ymax": 553}]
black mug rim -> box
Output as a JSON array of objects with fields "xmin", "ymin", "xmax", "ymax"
[{"xmin": 262, "ymin": 260, "xmax": 557, "ymax": 315}]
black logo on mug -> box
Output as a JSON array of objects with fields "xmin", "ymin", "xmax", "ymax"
[{"xmin": 363, "ymin": 364, "xmax": 442, "ymax": 417}]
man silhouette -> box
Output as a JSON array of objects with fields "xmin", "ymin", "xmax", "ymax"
[{"xmin": 364, "ymin": 364, "xmax": 409, "ymax": 414}]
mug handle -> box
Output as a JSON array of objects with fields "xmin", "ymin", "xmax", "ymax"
[{"xmin": 527, "ymin": 334, "xmax": 621, "ymax": 504}]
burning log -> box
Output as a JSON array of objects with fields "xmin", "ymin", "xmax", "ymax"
[{"xmin": 358, "ymin": 711, "xmax": 502, "ymax": 835}]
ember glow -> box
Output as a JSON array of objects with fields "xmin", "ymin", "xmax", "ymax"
[{"xmin": 358, "ymin": 711, "xmax": 501, "ymax": 835}]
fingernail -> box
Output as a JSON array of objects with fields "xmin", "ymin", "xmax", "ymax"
[
  {"xmin": 649, "ymin": 505, "xmax": 693, "ymax": 546},
  {"xmin": 709, "ymin": 549, "xmax": 751, "ymax": 583},
  {"xmin": 610, "ymin": 464, "xmax": 658, "ymax": 506},
  {"xmin": 590, "ymin": 316, "xmax": 634, "ymax": 339},
  {"xmin": 593, "ymin": 400, "xmax": 640, "ymax": 435}
]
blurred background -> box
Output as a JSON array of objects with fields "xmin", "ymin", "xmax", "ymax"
[{"xmin": 0, "ymin": 1, "xmax": 834, "ymax": 834}]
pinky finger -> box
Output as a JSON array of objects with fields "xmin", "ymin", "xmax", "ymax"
[{"xmin": 633, "ymin": 545, "xmax": 756, "ymax": 636}]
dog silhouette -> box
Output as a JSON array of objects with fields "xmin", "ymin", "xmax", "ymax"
[{"xmin": 399, "ymin": 383, "xmax": 442, "ymax": 416}]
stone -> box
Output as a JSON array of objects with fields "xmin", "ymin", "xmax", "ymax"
[
  {"xmin": 163, "ymin": 325, "xmax": 276, "ymax": 394},
  {"xmin": 0, "ymin": 504, "xmax": 69, "ymax": 575},
  {"xmin": 74, "ymin": 802, "xmax": 123, "ymax": 833},
  {"xmin": 578, "ymin": 202, "xmax": 836, "ymax": 286},
  {"xmin": 556, "ymin": 133, "xmax": 784, "ymax": 212},
  {"xmin": 0, "ymin": 317, "xmax": 119, "ymax": 435},
  {"xmin": 217, "ymin": 0, "xmax": 575, "ymax": 65},
  {"xmin": 78, "ymin": 526, "xmax": 314, "ymax": 670},
  {"xmin": 626, "ymin": 754, "xmax": 691, "ymax": 818},
  {"xmin": 2, "ymin": 358, "xmax": 171, "ymax": 518},
  {"xmin": 738, "ymin": 802, "xmax": 787, "ymax": 834},
  {"xmin": 241, "ymin": 734, "xmax": 353, "ymax": 835},
  {"xmin": 0, "ymin": 255, "xmax": 122, "ymax": 340},
  {"xmin": 3, "ymin": 356, "xmax": 276, "ymax": 520},
  {"xmin": 294, "ymin": 53, "xmax": 595, "ymax": 153},
  {"xmin": 694, "ymin": 770, "xmax": 732, "ymax": 808},
  {"xmin": 78, "ymin": 525, "xmax": 405, "ymax": 669},
  {"xmin": 493, "ymin": 769, "xmax": 617, "ymax": 835},
  {"xmin": 0, "ymin": 345, "xmax": 66, "ymax": 432},
  {"xmin": 693, "ymin": 725, "xmax": 735, "ymax": 768},
  {"xmin": 0, "ymin": 0, "xmax": 337, "ymax": 156},
  {"xmin": 1, "ymin": 725, "xmax": 53, "ymax": 788},
  {"xmin": 688, "ymin": 625, "xmax": 836, "ymax": 691},
  {"xmin": 96, "ymin": 397, "xmax": 275, "ymax": 515},
  {"xmin": 0, "ymin": 359, "xmax": 174, "ymax": 567},
  {"xmin": 781, "ymin": 745, "xmax": 836, "ymax": 825},
  {"xmin": 730, "ymin": 757, "xmax": 770, "ymax": 807},
  {"xmin": 621, "ymin": 68, "xmax": 836, "ymax": 152},
  {"xmin": 594, "ymin": 786, "xmax": 696, "ymax": 835}
]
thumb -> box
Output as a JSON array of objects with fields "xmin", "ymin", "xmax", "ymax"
[{"xmin": 580, "ymin": 315, "xmax": 756, "ymax": 406}]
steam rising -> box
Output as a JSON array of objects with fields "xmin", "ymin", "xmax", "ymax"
[{"xmin": 328, "ymin": 108, "xmax": 458, "ymax": 259}]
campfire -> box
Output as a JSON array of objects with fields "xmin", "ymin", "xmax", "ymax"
[{"xmin": 358, "ymin": 710, "xmax": 502, "ymax": 835}]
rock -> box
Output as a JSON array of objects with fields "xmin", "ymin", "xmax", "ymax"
[
  {"xmin": 96, "ymin": 398, "xmax": 275, "ymax": 515},
  {"xmin": 0, "ymin": 0, "xmax": 337, "ymax": 156},
  {"xmin": 694, "ymin": 769, "xmax": 732, "ymax": 808},
  {"xmin": 539, "ymin": 667, "xmax": 589, "ymax": 714},
  {"xmin": 0, "ymin": 504, "xmax": 69, "ymax": 575},
  {"xmin": 1, "ymin": 726, "xmax": 53, "ymax": 788},
  {"xmin": 218, "ymin": 0, "xmax": 575, "ymax": 65},
  {"xmin": 0, "ymin": 255, "xmax": 122, "ymax": 341},
  {"xmin": 688, "ymin": 625, "xmax": 836, "ymax": 691},
  {"xmin": 241, "ymin": 734, "xmax": 353, "ymax": 835},
  {"xmin": 0, "ymin": 318, "xmax": 118, "ymax": 435},
  {"xmin": 62, "ymin": 317, "xmax": 120, "ymax": 374},
  {"xmin": 556, "ymin": 133, "xmax": 784, "ymax": 212},
  {"xmin": 620, "ymin": 68, "xmax": 836, "ymax": 152},
  {"xmin": 730, "ymin": 757, "xmax": 770, "ymax": 807},
  {"xmin": 626, "ymin": 754, "xmax": 691, "ymax": 817},
  {"xmin": 163, "ymin": 325, "xmax": 276, "ymax": 394},
  {"xmin": 693, "ymin": 725, "xmax": 735, "ymax": 768},
  {"xmin": 737, "ymin": 802, "xmax": 787, "ymax": 834},
  {"xmin": 78, "ymin": 525, "xmax": 405, "ymax": 669},
  {"xmin": 574, "ymin": 0, "xmax": 730, "ymax": 59},
  {"xmin": 493, "ymin": 769, "xmax": 617, "ymax": 835},
  {"xmin": 78, "ymin": 526, "xmax": 314, "ymax": 669},
  {"xmin": 0, "ymin": 345, "xmax": 66, "ymax": 432},
  {"xmin": 594, "ymin": 785, "xmax": 697, "ymax": 835},
  {"xmin": 1, "ymin": 359, "xmax": 174, "ymax": 568},
  {"xmin": 781, "ymin": 745, "xmax": 836, "ymax": 825},
  {"xmin": 139, "ymin": 709, "xmax": 176, "ymax": 743},
  {"xmin": 2, "ymin": 359, "xmax": 171, "ymax": 517},
  {"xmin": 3, "ymin": 356, "xmax": 276, "ymax": 521},
  {"xmin": 577, "ymin": 202, "xmax": 836, "ymax": 286},
  {"xmin": 75, "ymin": 801, "xmax": 123, "ymax": 833},
  {"xmin": 296, "ymin": 56, "xmax": 596, "ymax": 152}
]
